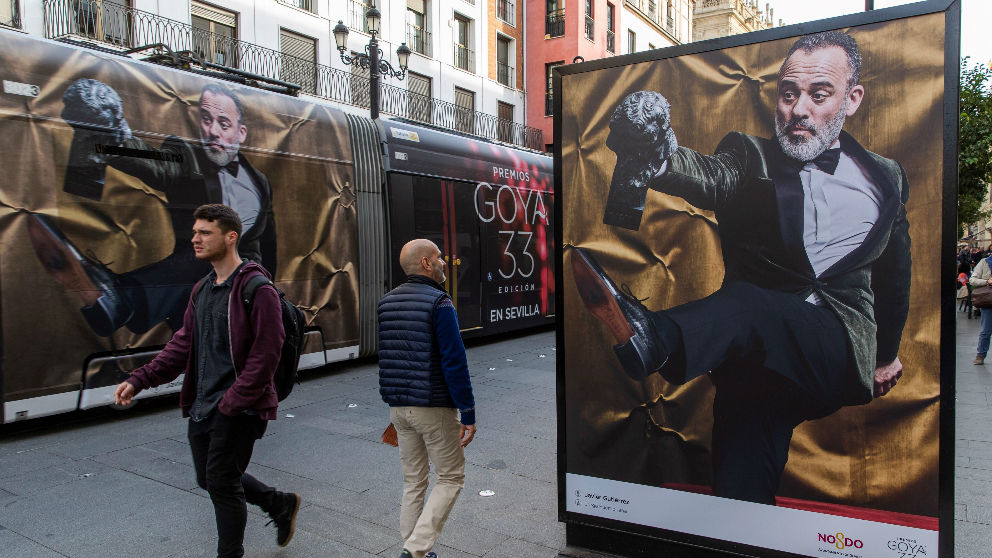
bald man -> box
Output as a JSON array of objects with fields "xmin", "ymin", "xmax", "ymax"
[{"xmin": 378, "ymin": 239, "xmax": 476, "ymax": 558}]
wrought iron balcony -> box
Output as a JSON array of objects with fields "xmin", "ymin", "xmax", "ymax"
[
  {"xmin": 606, "ymin": 29, "xmax": 615, "ymax": 52},
  {"xmin": 546, "ymin": 9, "xmax": 564, "ymax": 38},
  {"xmin": 454, "ymin": 44, "xmax": 474, "ymax": 73},
  {"xmin": 406, "ymin": 23, "xmax": 432, "ymax": 57},
  {"xmin": 496, "ymin": 0, "xmax": 515, "ymax": 26},
  {"xmin": 41, "ymin": 0, "xmax": 542, "ymax": 150},
  {"xmin": 584, "ymin": 15, "xmax": 594, "ymax": 40},
  {"xmin": 497, "ymin": 62, "xmax": 514, "ymax": 88},
  {"xmin": 1, "ymin": 0, "xmax": 20, "ymax": 28}
]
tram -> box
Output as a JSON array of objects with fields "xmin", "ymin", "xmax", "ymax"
[{"xmin": 0, "ymin": 29, "xmax": 553, "ymax": 422}]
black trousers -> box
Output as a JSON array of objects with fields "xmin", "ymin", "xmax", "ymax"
[
  {"xmin": 657, "ymin": 281, "xmax": 852, "ymax": 504},
  {"xmin": 188, "ymin": 411, "xmax": 278, "ymax": 558}
]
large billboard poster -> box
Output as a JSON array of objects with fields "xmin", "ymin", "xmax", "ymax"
[
  {"xmin": 557, "ymin": 2, "xmax": 956, "ymax": 557},
  {"xmin": 0, "ymin": 31, "xmax": 359, "ymax": 416}
]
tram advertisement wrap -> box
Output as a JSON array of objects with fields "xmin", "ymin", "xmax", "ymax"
[
  {"xmin": 558, "ymin": 5, "xmax": 950, "ymax": 556},
  {"xmin": 0, "ymin": 32, "xmax": 359, "ymax": 407},
  {"xmin": 381, "ymin": 121, "xmax": 554, "ymax": 333}
]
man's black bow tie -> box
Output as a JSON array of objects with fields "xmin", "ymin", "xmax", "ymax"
[
  {"xmin": 808, "ymin": 148, "xmax": 841, "ymax": 175},
  {"xmin": 216, "ymin": 158, "xmax": 239, "ymax": 175}
]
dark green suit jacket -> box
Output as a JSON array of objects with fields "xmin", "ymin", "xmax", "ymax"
[{"xmin": 605, "ymin": 130, "xmax": 911, "ymax": 404}]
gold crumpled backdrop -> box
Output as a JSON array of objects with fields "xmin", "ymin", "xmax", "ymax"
[
  {"xmin": 0, "ymin": 33, "xmax": 358, "ymax": 401},
  {"xmin": 561, "ymin": 14, "xmax": 944, "ymax": 516}
]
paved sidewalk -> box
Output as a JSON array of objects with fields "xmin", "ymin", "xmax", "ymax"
[
  {"xmin": 0, "ymin": 312, "xmax": 988, "ymax": 557},
  {"xmin": 0, "ymin": 329, "xmax": 565, "ymax": 558}
]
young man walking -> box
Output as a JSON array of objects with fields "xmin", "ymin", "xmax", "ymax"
[
  {"xmin": 378, "ymin": 238, "xmax": 477, "ymax": 558},
  {"xmin": 114, "ymin": 204, "xmax": 300, "ymax": 558}
]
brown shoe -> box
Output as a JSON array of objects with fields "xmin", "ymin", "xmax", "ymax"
[{"xmin": 974, "ymin": 355, "xmax": 985, "ymax": 365}]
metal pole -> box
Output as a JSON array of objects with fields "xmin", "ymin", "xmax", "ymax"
[
  {"xmin": 865, "ymin": 0, "xmax": 874, "ymax": 10},
  {"xmin": 369, "ymin": 34, "xmax": 380, "ymax": 120}
]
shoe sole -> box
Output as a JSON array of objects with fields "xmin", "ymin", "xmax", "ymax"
[
  {"xmin": 570, "ymin": 248, "xmax": 635, "ymax": 344},
  {"xmin": 27, "ymin": 214, "xmax": 102, "ymax": 303},
  {"xmin": 279, "ymin": 493, "xmax": 301, "ymax": 547}
]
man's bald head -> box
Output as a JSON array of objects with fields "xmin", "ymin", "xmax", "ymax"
[{"xmin": 399, "ymin": 239, "xmax": 445, "ymax": 283}]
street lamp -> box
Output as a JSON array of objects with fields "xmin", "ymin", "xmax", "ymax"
[{"xmin": 333, "ymin": 3, "xmax": 411, "ymax": 120}]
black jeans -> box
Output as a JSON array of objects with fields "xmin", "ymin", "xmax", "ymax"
[{"xmin": 188, "ymin": 411, "xmax": 277, "ymax": 558}]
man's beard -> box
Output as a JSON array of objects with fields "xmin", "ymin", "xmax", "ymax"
[
  {"xmin": 201, "ymin": 137, "xmax": 239, "ymax": 167},
  {"xmin": 775, "ymin": 102, "xmax": 847, "ymax": 162}
]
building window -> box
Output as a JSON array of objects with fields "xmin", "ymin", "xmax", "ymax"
[
  {"xmin": 546, "ymin": 0, "xmax": 564, "ymax": 38},
  {"xmin": 496, "ymin": 35, "xmax": 513, "ymax": 88},
  {"xmin": 606, "ymin": 3, "xmax": 615, "ymax": 53},
  {"xmin": 406, "ymin": 0, "xmax": 432, "ymax": 57},
  {"xmin": 280, "ymin": 29, "xmax": 317, "ymax": 94},
  {"xmin": 278, "ymin": 0, "xmax": 314, "ymax": 12},
  {"xmin": 496, "ymin": 0, "xmax": 515, "ymax": 26},
  {"xmin": 348, "ymin": 0, "xmax": 370, "ymax": 32},
  {"xmin": 497, "ymin": 101, "xmax": 514, "ymax": 144},
  {"xmin": 453, "ymin": 14, "xmax": 474, "ymax": 72},
  {"xmin": 647, "ymin": 0, "xmax": 657, "ymax": 22},
  {"xmin": 545, "ymin": 61, "xmax": 563, "ymax": 116},
  {"xmin": 191, "ymin": 1, "xmax": 238, "ymax": 67},
  {"xmin": 407, "ymin": 71, "xmax": 432, "ymax": 123},
  {"xmin": 666, "ymin": 0, "xmax": 674, "ymax": 31},
  {"xmin": 350, "ymin": 52, "xmax": 371, "ymax": 109},
  {"xmin": 73, "ymin": 0, "xmax": 131, "ymax": 46},
  {"xmin": 627, "ymin": 29, "xmax": 635, "ymax": 53},
  {"xmin": 584, "ymin": 0, "xmax": 594, "ymax": 40},
  {"xmin": 454, "ymin": 87, "xmax": 475, "ymax": 134},
  {"xmin": 2, "ymin": 0, "xmax": 21, "ymax": 28}
]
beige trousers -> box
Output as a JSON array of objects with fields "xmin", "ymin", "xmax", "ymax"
[{"xmin": 390, "ymin": 406, "xmax": 466, "ymax": 558}]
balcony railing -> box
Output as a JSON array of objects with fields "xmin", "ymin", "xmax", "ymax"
[
  {"xmin": 496, "ymin": 0, "xmax": 515, "ymax": 26},
  {"xmin": 406, "ymin": 23, "xmax": 431, "ymax": 57},
  {"xmin": 497, "ymin": 62, "xmax": 513, "ymax": 87},
  {"xmin": 606, "ymin": 29, "xmax": 615, "ymax": 52},
  {"xmin": 545, "ymin": 93, "xmax": 553, "ymax": 116},
  {"xmin": 584, "ymin": 15, "xmax": 594, "ymax": 40},
  {"xmin": 42, "ymin": 0, "xmax": 542, "ymax": 149},
  {"xmin": 1, "ymin": 0, "xmax": 20, "ymax": 28},
  {"xmin": 347, "ymin": 0, "xmax": 370, "ymax": 33},
  {"xmin": 278, "ymin": 0, "xmax": 314, "ymax": 12},
  {"xmin": 454, "ymin": 44, "xmax": 474, "ymax": 73},
  {"xmin": 546, "ymin": 9, "xmax": 564, "ymax": 37}
]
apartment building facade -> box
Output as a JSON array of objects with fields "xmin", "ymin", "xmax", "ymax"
[
  {"xmin": 5, "ymin": 0, "xmax": 540, "ymax": 148},
  {"xmin": 693, "ymin": 0, "xmax": 777, "ymax": 42},
  {"xmin": 526, "ymin": 0, "xmax": 695, "ymax": 152}
]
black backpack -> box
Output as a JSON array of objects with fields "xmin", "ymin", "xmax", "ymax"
[{"xmin": 193, "ymin": 273, "xmax": 305, "ymax": 401}]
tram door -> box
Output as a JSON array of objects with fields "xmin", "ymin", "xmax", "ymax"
[{"xmin": 388, "ymin": 174, "xmax": 482, "ymax": 330}]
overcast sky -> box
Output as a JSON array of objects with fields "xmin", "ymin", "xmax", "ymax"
[{"xmin": 767, "ymin": 0, "xmax": 989, "ymax": 67}]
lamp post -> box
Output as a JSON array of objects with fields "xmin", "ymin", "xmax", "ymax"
[{"xmin": 333, "ymin": 3, "xmax": 411, "ymax": 120}]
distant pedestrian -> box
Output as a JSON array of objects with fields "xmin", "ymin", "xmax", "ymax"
[
  {"xmin": 378, "ymin": 238, "xmax": 477, "ymax": 558},
  {"xmin": 971, "ymin": 253, "xmax": 992, "ymax": 365},
  {"xmin": 113, "ymin": 204, "xmax": 300, "ymax": 558}
]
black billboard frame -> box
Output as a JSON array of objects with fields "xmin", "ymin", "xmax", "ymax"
[{"xmin": 553, "ymin": 1, "xmax": 960, "ymax": 556}]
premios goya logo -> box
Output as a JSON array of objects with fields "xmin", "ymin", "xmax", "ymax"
[
  {"xmin": 887, "ymin": 537, "xmax": 927, "ymax": 558},
  {"xmin": 818, "ymin": 532, "xmax": 864, "ymax": 550}
]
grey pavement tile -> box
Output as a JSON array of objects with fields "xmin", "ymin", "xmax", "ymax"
[
  {"xmin": 435, "ymin": 518, "xmax": 510, "ymax": 556},
  {"xmin": 966, "ymin": 504, "xmax": 992, "ymax": 525},
  {"xmin": 956, "ymin": 392, "xmax": 989, "ymax": 407},
  {"xmin": 957, "ymin": 502, "xmax": 967, "ymax": 519},
  {"xmin": 0, "ymin": 526, "xmax": 67, "ymax": 558},
  {"xmin": 481, "ymin": 536, "xmax": 561, "ymax": 558},
  {"xmin": 0, "ymin": 467, "xmax": 215, "ymax": 558},
  {"xmin": 168, "ymin": 517, "xmax": 380, "ymax": 558},
  {"xmin": 955, "ymin": 519, "xmax": 992, "ymax": 558},
  {"xmin": 89, "ymin": 444, "xmax": 199, "ymax": 492},
  {"xmin": 297, "ymin": 503, "xmax": 398, "ymax": 554},
  {"xmin": 0, "ymin": 458, "xmax": 116, "ymax": 497},
  {"xmin": 0, "ymin": 445, "xmax": 75, "ymax": 481}
]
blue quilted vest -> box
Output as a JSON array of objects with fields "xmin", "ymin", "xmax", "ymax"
[{"xmin": 377, "ymin": 277, "xmax": 456, "ymax": 408}]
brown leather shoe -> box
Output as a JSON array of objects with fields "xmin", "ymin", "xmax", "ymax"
[
  {"xmin": 27, "ymin": 213, "xmax": 131, "ymax": 335},
  {"xmin": 975, "ymin": 355, "xmax": 985, "ymax": 365},
  {"xmin": 570, "ymin": 247, "xmax": 667, "ymax": 379}
]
